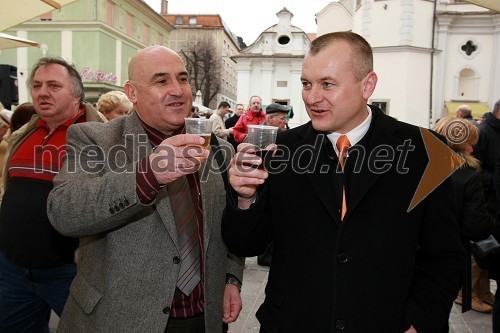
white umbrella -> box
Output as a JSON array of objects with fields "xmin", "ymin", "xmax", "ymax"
[
  {"xmin": 192, "ymin": 101, "xmax": 211, "ymax": 113},
  {"xmin": 0, "ymin": 0, "xmax": 80, "ymax": 32},
  {"xmin": 194, "ymin": 90, "xmax": 203, "ymax": 105},
  {"xmin": 465, "ymin": 0, "xmax": 500, "ymax": 11},
  {"xmin": 0, "ymin": 32, "xmax": 39, "ymax": 50}
]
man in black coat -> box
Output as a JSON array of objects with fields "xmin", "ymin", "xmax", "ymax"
[
  {"xmin": 474, "ymin": 99, "xmax": 500, "ymax": 331},
  {"xmin": 222, "ymin": 32, "xmax": 464, "ymax": 333},
  {"xmin": 225, "ymin": 103, "xmax": 244, "ymax": 150},
  {"xmin": 474, "ymin": 99, "xmax": 500, "ymax": 218}
]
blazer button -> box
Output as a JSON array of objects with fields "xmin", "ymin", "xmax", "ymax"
[
  {"xmin": 162, "ymin": 306, "xmax": 171, "ymax": 314},
  {"xmin": 173, "ymin": 256, "xmax": 180, "ymax": 264},
  {"xmin": 337, "ymin": 253, "xmax": 349, "ymax": 263},
  {"xmin": 335, "ymin": 319, "xmax": 346, "ymax": 330}
]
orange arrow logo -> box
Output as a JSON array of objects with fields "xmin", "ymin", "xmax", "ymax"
[{"xmin": 408, "ymin": 127, "xmax": 465, "ymax": 212}]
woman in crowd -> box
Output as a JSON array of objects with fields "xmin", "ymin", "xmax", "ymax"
[
  {"xmin": 96, "ymin": 90, "xmax": 133, "ymax": 121},
  {"xmin": 434, "ymin": 117, "xmax": 494, "ymax": 320}
]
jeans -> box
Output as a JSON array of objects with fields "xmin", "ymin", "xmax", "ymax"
[{"xmin": 0, "ymin": 251, "xmax": 76, "ymax": 333}]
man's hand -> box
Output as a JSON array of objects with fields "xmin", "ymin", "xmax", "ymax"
[
  {"xmin": 229, "ymin": 143, "xmax": 268, "ymax": 209},
  {"xmin": 149, "ymin": 134, "xmax": 209, "ymax": 185},
  {"xmin": 222, "ymin": 284, "xmax": 242, "ymax": 324}
]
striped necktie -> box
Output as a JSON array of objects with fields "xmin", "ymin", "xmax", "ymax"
[
  {"xmin": 167, "ymin": 175, "xmax": 201, "ymax": 295},
  {"xmin": 336, "ymin": 135, "xmax": 351, "ymax": 221}
]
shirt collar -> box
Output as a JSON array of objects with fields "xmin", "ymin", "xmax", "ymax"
[
  {"xmin": 137, "ymin": 114, "xmax": 182, "ymax": 147},
  {"xmin": 246, "ymin": 109, "xmax": 264, "ymax": 120},
  {"xmin": 36, "ymin": 106, "xmax": 86, "ymax": 129},
  {"xmin": 327, "ymin": 106, "xmax": 372, "ymax": 155}
]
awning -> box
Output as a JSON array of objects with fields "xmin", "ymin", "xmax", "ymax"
[
  {"xmin": 445, "ymin": 102, "xmax": 490, "ymax": 119},
  {"xmin": 465, "ymin": 0, "xmax": 500, "ymax": 12},
  {"xmin": 0, "ymin": 0, "xmax": 79, "ymax": 32},
  {"xmin": 0, "ymin": 32, "xmax": 39, "ymax": 50},
  {"xmin": 192, "ymin": 101, "xmax": 211, "ymax": 113}
]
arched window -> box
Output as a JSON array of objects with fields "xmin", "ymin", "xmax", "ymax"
[{"xmin": 456, "ymin": 68, "xmax": 479, "ymax": 100}]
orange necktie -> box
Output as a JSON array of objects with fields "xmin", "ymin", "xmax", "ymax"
[{"xmin": 336, "ymin": 135, "xmax": 351, "ymax": 221}]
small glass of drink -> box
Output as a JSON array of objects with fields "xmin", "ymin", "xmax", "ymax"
[
  {"xmin": 245, "ymin": 125, "xmax": 278, "ymax": 170},
  {"xmin": 184, "ymin": 118, "xmax": 213, "ymax": 152}
]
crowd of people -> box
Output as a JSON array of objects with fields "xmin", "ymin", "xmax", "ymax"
[{"xmin": 0, "ymin": 31, "xmax": 499, "ymax": 333}]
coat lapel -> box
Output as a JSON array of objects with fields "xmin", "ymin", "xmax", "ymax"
[
  {"xmin": 123, "ymin": 114, "xmax": 180, "ymax": 251},
  {"xmin": 199, "ymin": 169, "xmax": 212, "ymax": 253},
  {"xmin": 343, "ymin": 108, "xmax": 405, "ymax": 221},
  {"xmin": 296, "ymin": 124, "xmax": 342, "ymax": 225},
  {"xmin": 198, "ymin": 140, "xmax": 227, "ymax": 253}
]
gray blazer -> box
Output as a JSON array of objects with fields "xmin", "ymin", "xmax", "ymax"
[{"xmin": 47, "ymin": 112, "xmax": 243, "ymax": 333}]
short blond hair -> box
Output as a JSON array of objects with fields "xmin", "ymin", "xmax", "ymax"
[{"xmin": 97, "ymin": 91, "xmax": 133, "ymax": 116}]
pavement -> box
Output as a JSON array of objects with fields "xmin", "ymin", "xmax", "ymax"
[
  {"xmin": 229, "ymin": 256, "xmax": 494, "ymax": 333},
  {"xmin": 50, "ymin": 256, "xmax": 494, "ymax": 332}
]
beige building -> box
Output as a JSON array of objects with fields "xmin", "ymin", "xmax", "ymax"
[{"xmin": 162, "ymin": 1, "xmax": 240, "ymax": 111}]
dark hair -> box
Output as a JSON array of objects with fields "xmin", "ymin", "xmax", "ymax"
[
  {"xmin": 11, "ymin": 102, "xmax": 36, "ymax": 131},
  {"xmin": 494, "ymin": 99, "xmax": 500, "ymax": 115},
  {"xmin": 218, "ymin": 101, "xmax": 230, "ymax": 109},
  {"xmin": 309, "ymin": 31, "xmax": 373, "ymax": 81},
  {"xmin": 27, "ymin": 57, "xmax": 85, "ymax": 106}
]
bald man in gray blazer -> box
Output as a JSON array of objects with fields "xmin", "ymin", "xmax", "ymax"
[{"xmin": 47, "ymin": 46, "xmax": 243, "ymax": 333}]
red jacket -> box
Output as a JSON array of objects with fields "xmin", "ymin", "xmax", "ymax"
[{"xmin": 232, "ymin": 109, "xmax": 266, "ymax": 143}]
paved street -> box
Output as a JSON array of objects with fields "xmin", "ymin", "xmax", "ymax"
[
  {"xmin": 50, "ymin": 256, "xmax": 495, "ymax": 332},
  {"xmin": 230, "ymin": 257, "xmax": 495, "ymax": 333}
]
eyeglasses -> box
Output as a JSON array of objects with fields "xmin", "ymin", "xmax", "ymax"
[{"xmin": 275, "ymin": 116, "xmax": 288, "ymax": 122}]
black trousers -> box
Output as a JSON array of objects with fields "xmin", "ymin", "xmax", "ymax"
[
  {"xmin": 165, "ymin": 314, "xmax": 229, "ymax": 333},
  {"xmin": 165, "ymin": 314, "xmax": 205, "ymax": 333}
]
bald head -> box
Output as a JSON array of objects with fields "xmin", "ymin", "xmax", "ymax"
[
  {"xmin": 124, "ymin": 45, "xmax": 192, "ymax": 134},
  {"xmin": 456, "ymin": 105, "xmax": 472, "ymax": 119},
  {"xmin": 128, "ymin": 46, "xmax": 183, "ymax": 81}
]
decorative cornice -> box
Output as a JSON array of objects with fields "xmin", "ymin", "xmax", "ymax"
[{"xmin": 12, "ymin": 21, "xmax": 148, "ymax": 48}]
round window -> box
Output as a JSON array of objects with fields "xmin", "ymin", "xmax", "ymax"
[{"xmin": 277, "ymin": 35, "xmax": 290, "ymax": 45}]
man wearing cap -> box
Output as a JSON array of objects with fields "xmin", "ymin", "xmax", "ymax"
[
  {"xmin": 210, "ymin": 101, "xmax": 233, "ymax": 140},
  {"xmin": 232, "ymin": 96, "xmax": 266, "ymax": 143},
  {"xmin": 265, "ymin": 103, "xmax": 289, "ymax": 132}
]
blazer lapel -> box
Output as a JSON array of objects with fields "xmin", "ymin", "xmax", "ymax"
[
  {"xmin": 199, "ymin": 170, "xmax": 212, "ymax": 253},
  {"xmin": 198, "ymin": 142, "xmax": 226, "ymax": 252},
  {"xmin": 123, "ymin": 114, "xmax": 180, "ymax": 250}
]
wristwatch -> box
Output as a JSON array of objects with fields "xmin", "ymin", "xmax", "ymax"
[{"xmin": 226, "ymin": 275, "xmax": 242, "ymax": 292}]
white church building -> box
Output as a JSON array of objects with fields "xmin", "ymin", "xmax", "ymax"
[
  {"xmin": 235, "ymin": 1, "xmax": 500, "ymax": 128},
  {"xmin": 233, "ymin": 8, "xmax": 311, "ymax": 127}
]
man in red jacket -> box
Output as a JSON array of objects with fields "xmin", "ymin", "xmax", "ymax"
[{"xmin": 232, "ymin": 95, "xmax": 266, "ymax": 143}]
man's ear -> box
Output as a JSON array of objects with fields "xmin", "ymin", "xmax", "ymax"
[
  {"xmin": 362, "ymin": 71, "xmax": 378, "ymax": 100},
  {"xmin": 124, "ymin": 81, "xmax": 137, "ymax": 104}
]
